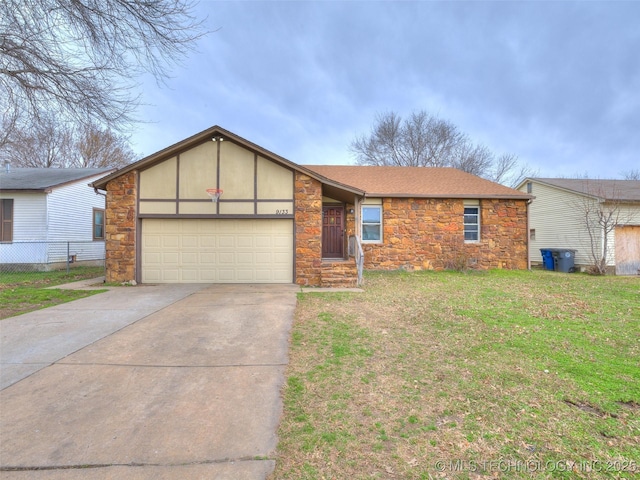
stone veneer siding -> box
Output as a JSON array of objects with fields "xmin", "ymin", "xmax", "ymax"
[
  {"xmin": 295, "ymin": 172, "xmax": 323, "ymax": 286},
  {"xmin": 363, "ymin": 198, "xmax": 528, "ymax": 271},
  {"xmin": 103, "ymin": 170, "xmax": 527, "ymax": 285},
  {"xmin": 295, "ymin": 177, "xmax": 359, "ymax": 287},
  {"xmin": 105, "ymin": 171, "xmax": 137, "ymax": 283}
]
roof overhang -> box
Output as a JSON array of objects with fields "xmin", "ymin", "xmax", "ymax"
[
  {"xmin": 322, "ymin": 184, "xmax": 361, "ymax": 204},
  {"xmin": 519, "ymin": 177, "xmax": 640, "ymax": 202},
  {"xmin": 1, "ymin": 168, "xmax": 115, "ymax": 193},
  {"xmin": 0, "ymin": 189, "xmax": 50, "ymax": 194},
  {"xmin": 517, "ymin": 177, "xmax": 604, "ymax": 201},
  {"xmin": 93, "ymin": 126, "xmax": 532, "ymax": 202},
  {"xmin": 362, "ymin": 192, "xmax": 533, "ymax": 200},
  {"xmin": 52, "ymin": 172, "xmax": 115, "ymax": 191}
]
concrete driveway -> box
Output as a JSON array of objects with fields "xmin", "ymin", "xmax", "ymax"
[{"xmin": 0, "ymin": 283, "xmax": 299, "ymax": 479}]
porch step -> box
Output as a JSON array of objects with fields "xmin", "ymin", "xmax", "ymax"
[{"xmin": 320, "ymin": 259, "xmax": 358, "ymax": 288}]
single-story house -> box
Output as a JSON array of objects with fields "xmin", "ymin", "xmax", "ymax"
[
  {"xmin": 92, "ymin": 126, "xmax": 532, "ymax": 287},
  {"xmin": 517, "ymin": 177, "xmax": 640, "ymax": 275},
  {"xmin": 0, "ymin": 166, "xmax": 115, "ymax": 271}
]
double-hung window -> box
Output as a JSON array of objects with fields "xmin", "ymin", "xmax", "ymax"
[
  {"xmin": 93, "ymin": 208, "xmax": 105, "ymax": 240},
  {"xmin": 362, "ymin": 205, "xmax": 382, "ymax": 243},
  {"xmin": 463, "ymin": 203, "xmax": 480, "ymax": 242},
  {"xmin": 1, "ymin": 199, "xmax": 13, "ymax": 242}
]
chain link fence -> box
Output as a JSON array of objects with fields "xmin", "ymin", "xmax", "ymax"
[{"xmin": 0, "ymin": 241, "xmax": 106, "ymax": 277}]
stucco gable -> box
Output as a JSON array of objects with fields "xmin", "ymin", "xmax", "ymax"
[{"xmin": 91, "ymin": 126, "xmax": 363, "ymax": 198}]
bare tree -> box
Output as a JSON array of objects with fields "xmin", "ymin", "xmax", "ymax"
[
  {"xmin": 488, "ymin": 153, "xmax": 539, "ymax": 188},
  {"xmin": 621, "ymin": 169, "xmax": 640, "ymax": 180},
  {"xmin": 0, "ymin": 0, "xmax": 205, "ymax": 134},
  {"xmin": 350, "ymin": 111, "xmax": 465, "ymax": 167},
  {"xmin": 73, "ymin": 123, "xmax": 138, "ymax": 168},
  {"xmin": 1, "ymin": 113, "xmax": 73, "ymax": 168},
  {"xmin": 0, "ymin": 92, "xmax": 20, "ymax": 151},
  {"xmin": 407, "ymin": 111, "xmax": 465, "ymax": 167},
  {"xmin": 580, "ymin": 198, "xmax": 618, "ymax": 275},
  {"xmin": 450, "ymin": 143, "xmax": 493, "ymax": 177},
  {"xmin": 575, "ymin": 180, "xmax": 633, "ymax": 275},
  {"xmin": 351, "ymin": 110, "xmax": 533, "ymax": 185},
  {"xmin": 0, "ymin": 116, "xmax": 138, "ymax": 168}
]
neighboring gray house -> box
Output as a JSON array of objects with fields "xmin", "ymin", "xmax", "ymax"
[
  {"xmin": 517, "ymin": 178, "xmax": 640, "ymax": 275},
  {"xmin": 0, "ymin": 167, "xmax": 114, "ymax": 271}
]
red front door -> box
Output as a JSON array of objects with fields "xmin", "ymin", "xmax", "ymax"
[{"xmin": 322, "ymin": 206, "xmax": 344, "ymax": 258}]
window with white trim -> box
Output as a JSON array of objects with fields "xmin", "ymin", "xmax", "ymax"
[
  {"xmin": 463, "ymin": 204, "xmax": 479, "ymax": 242},
  {"xmin": 362, "ymin": 205, "xmax": 382, "ymax": 242}
]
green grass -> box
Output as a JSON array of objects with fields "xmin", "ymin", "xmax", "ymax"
[
  {"xmin": 272, "ymin": 270, "xmax": 640, "ymax": 479},
  {"xmin": 0, "ymin": 267, "xmax": 106, "ymax": 319},
  {"xmin": 0, "ymin": 266, "xmax": 105, "ymax": 287}
]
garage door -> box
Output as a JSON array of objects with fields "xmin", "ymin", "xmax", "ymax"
[{"xmin": 142, "ymin": 219, "xmax": 293, "ymax": 283}]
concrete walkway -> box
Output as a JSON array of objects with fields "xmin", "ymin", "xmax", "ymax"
[{"xmin": 0, "ymin": 283, "xmax": 299, "ymax": 479}]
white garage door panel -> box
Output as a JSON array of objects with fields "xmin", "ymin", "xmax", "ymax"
[{"xmin": 142, "ymin": 219, "xmax": 293, "ymax": 283}]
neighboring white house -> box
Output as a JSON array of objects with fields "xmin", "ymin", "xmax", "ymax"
[
  {"xmin": 517, "ymin": 178, "xmax": 640, "ymax": 275},
  {"xmin": 0, "ymin": 167, "xmax": 114, "ymax": 271}
]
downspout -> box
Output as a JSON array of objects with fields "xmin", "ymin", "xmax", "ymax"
[
  {"xmin": 599, "ymin": 198, "xmax": 607, "ymax": 271},
  {"xmin": 526, "ymin": 198, "xmax": 532, "ymax": 271},
  {"xmin": 44, "ymin": 188, "xmax": 51, "ymax": 248}
]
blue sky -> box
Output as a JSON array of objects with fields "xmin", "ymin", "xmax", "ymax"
[{"xmin": 131, "ymin": 1, "xmax": 640, "ymax": 179}]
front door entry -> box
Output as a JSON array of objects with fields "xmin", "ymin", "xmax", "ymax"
[{"xmin": 322, "ymin": 206, "xmax": 344, "ymax": 258}]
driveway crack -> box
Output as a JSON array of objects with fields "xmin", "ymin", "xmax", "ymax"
[{"xmin": 0, "ymin": 456, "xmax": 276, "ymax": 471}]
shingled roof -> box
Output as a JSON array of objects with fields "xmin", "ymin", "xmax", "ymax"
[
  {"xmin": 306, "ymin": 165, "xmax": 531, "ymax": 199},
  {"xmin": 0, "ymin": 167, "xmax": 114, "ymax": 192},
  {"xmin": 528, "ymin": 178, "xmax": 640, "ymax": 202}
]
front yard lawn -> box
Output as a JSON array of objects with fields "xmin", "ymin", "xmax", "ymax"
[
  {"xmin": 273, "ymin": 270, "xmax": 639, "ymax": 479},
  {"xmin": 0, "ymin": 267, "xmax": 106, "ymax": 319}
]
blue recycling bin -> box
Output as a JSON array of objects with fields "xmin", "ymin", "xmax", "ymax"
[{"xmin": 540, "ymin": 249, "xmax": 555, "ymax": 270}]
